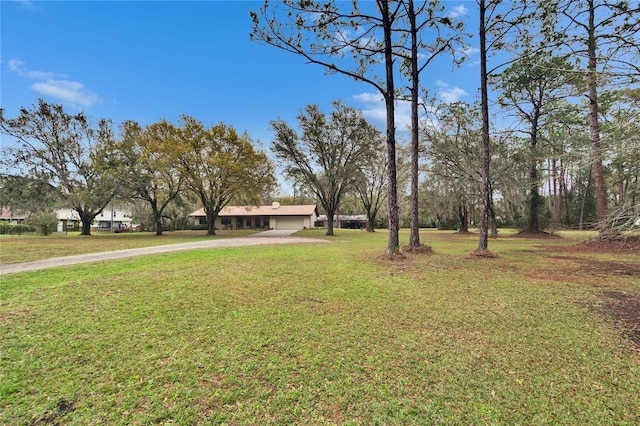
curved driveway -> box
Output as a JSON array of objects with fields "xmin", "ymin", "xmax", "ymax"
[{"xmin": 0, "ymin": 230, "xmax": 327, "ymax": 275}]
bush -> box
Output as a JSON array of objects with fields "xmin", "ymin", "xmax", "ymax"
[
  {"xmin": 0, "ymin": 221, "xmax": 35, "ymax": 235},
  {"xmin": 32, "ymin": 211, "xmax": 59, "ymax": 236}
]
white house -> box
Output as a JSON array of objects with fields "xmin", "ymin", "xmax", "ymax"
[
  {"xmin": 92, "ymin": 205, "xmax": 133, "ymax": 232},
  {"xmin": 189, "ymin": 202, "xmax": 318, "ymax": 231},
  {"xmin": 55, "ymin": 208, "xmax": 81, "ymax": 232}
]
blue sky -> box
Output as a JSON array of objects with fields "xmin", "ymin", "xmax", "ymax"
[{"xmin": 2, "ymin": 0, "xmax": 480, "ymax": 192}]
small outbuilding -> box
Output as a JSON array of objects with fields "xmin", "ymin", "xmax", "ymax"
[{"xmin": 189, "ymin": 203, "xmax": 318, "ymax": 231}]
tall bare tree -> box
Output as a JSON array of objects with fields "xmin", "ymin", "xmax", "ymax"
[
  {"xmin": 396, "ymin": 0, "xmax": 465, "ymax": 247},
  {"xmin": 251, "ymin": 0, "xmax": 403, "ymax": 254}
]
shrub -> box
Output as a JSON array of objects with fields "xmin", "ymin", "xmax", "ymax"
[{"xmin": 0, "ymin": 221, "xmax": 35, "ymax": 235}]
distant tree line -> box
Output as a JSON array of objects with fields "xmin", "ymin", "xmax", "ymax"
[
  {"xmin": 251, "ymin": 0, "xmax": 639, "ymax": 255},
  {"xmin": 2, "ymin": 0, "xmax": 638, "ymax": 254}
]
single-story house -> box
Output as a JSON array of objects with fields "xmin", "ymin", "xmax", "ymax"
[
  {"xmin": 189, "ymin": 203, "xmax": 318, "ymax": 230},
  {"xmin": 0, "ymin": 207, "xmax": 28, "ymax": 225},
  {"xmin": 316, "ymin": 214, "xmax": 368, "ymax": 229}
]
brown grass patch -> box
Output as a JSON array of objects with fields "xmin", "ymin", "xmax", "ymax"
[
  {"xmin": 596, "ymin": 291, "xmax": 640, "ymax": 350},
  {"xmin": 401, "ymin": 243, "xmax": 434, "ymax": 254},
  {"xmin": 468, "ymin": 249, "xmax": 499, "ymax": 258}
]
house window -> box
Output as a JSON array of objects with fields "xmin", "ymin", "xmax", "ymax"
[
  {"xmin": 263, "ymin": 217, "xmax": 270, "ymax": 228},
  {"xmin": 221, "ymin": 217, "xmax": 231, "ymax": 229}
]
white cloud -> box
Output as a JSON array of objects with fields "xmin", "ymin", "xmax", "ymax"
[
  {"xmin": 8, "ymin": 59, "xmax": 58, "ymax": 80},
  {"xmin": 7, "ymin": 58, "xmax": 101, "ymax": 107},
  {"xmin": 32, "ymin": 80, "xmax": 102, "ymax": 107},
  {"xmin": 435, "ymin": 81, "xmax": 468, "ymax": 104},
  {"xmin": 449, "ymin": 4, "xmax": 469, "ymax": 19},
  {"xmin": 441, "ymin": 87, "xmax": 468, "ymax": 103},
  {"xmin": 352, "ymin": 92, "xmax": 412, "ymax": 131},
  {"xmin": 13, "ymin": 0, "xmax": 37, "ymax": 10}
]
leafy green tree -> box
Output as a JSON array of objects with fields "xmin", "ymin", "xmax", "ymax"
[
  {"xmin": 177, "ymin": 116, "xmax": 276, "ymax": 236},
  {"xmin": 423, "ymin": 102, "xmax": 483, "ymax": 232},
  {"xmin": 117, "ymin": 120, "xmax": 185, "ymax": 236},
  {"xmin": 353, "ymin": 140, "xmax": 388, "ymax": 232},
  {"xmin": 0, "ymin": 99, "xmax": 119, "ymax": 235},
  {"xmin": 271, "ymin": 101, "xmax": 378, "ymax": 236},
  {"xmin": 0, "ymin": 174, "xmax": 58, "ymax": 214},
  {"xmin": 545, "ymin": 0, "xmax": 640, "ymax": 231},
  {"xmin": 494, "ymin": 52, "xmax": 576, "ymax": 232}
]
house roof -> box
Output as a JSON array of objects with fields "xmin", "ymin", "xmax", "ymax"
[
  {"xmin": 0, "ymin": 207, "xmax": 28, "ymax": 220},
  {"xmin": 189, "ymin": 204, "xmax": 318, "ymax": 218}
]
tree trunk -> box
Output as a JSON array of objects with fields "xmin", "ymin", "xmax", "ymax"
[
  {"xmin": 76, "ymin": 207, "xmax": 93, "ymax": 236},
  {"xmin": 489, "ymin": 190, "xmax": 498, "ymax": 236},
  {"xmin": 206, "ymin": 211, "xmax": 217, "ymax": 236},
  {"xmin": 476, "ymin": 0, "xmax": 491, "ymax": 253},
  {"xmin": 366, "ymin": 215, "xmax": 376, "ymax": 232},
  {"xmin": 151, "ymin": 200, "xmax": 163, "ymax": 236},
  {"xmin": 561, "ymin": 160, "xmax": 570, "ymax": 227},
  {"xmin": 408, "ymin": 0, "xmax": 421, "ymax": 248},
  {"xmin": 364, "ymin": 204, "xmax": 376, "ymax": 232},
  {"xmin": 579, "ymin": 167, "xmax": 592, "ymax": 230},
  {"xmin": 80, "ymin": 217, "xmax": 92, "ymax": 236},
  {"xmin": 549, "ymin": 158, "xmax": 560, "ymax": 223},
  {"xmin": 528, "ymin": 130, "xmax": 539, "ymax": 233},
  {"xmin": 458, "ymin": 204, "xmax": 469, "ymax": 232},
  {"xmin": 586, "ymin": 0, "xmax": 609, "ymax": 230},
  {"xmin": 381, "ymin": 0, "xmax": 400, "ymax": 254},
  {"xmin": 326, "ymin": 208, "xmax": 335, "ymax": 236}
]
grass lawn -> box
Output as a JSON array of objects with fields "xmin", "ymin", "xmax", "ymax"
[{"xmin": 1, "ymin": 229, "xmax": 639, "ymax": 424}]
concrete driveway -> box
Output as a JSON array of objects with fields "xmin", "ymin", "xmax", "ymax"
[{"xmin": 0, "ymin": 230, "xmax": 326, "ymax": 275}]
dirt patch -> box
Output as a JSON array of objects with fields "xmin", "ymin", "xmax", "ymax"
[
  {"xmin": 596, "ymin": 291, "xmax": 640, "ymax": 350},
  {"xmin": 573, "ymin": 235, "xmax": 640, "ymax": 254},
  {"xmin": 30, "ymin": 398, "xmax": 75, "ymax": 425},
  {"xmin": 539, "ymin": 235, "xmax": 640, "ymax": 255},
  {"xmin": 548, "ymin": 256, "xmax": 640, "ymax": 279}
]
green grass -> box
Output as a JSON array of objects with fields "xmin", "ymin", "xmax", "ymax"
[{"xmin": 1, "ymin": 229, "xmax": 639, "ymax": 424}]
